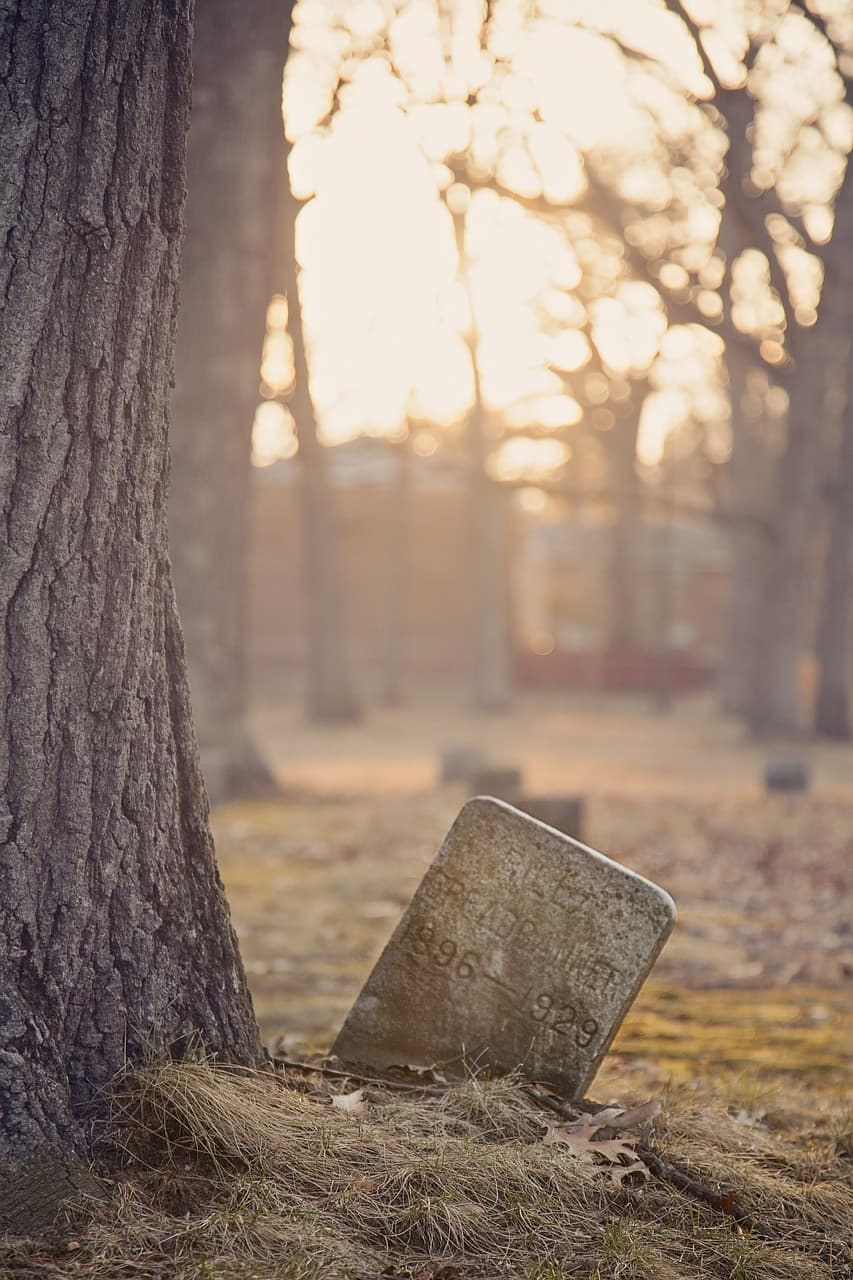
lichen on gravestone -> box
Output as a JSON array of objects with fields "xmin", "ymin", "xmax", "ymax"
[{"xmin": 333, "ymin": 797, "xmax": 676, "ymax": 1099}]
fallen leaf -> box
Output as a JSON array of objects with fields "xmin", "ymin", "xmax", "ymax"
[
  {"xmin": 542, "ymin": 1105, "xmax": 654, "ymax": 1184},
  {"xmin": 332, "ymin": 1087, "xmax": 367, "ymax": 1118},
  {"xmin": 542, "ymin": 1123, "xmax": 598, "ymax": 1156},
  {"xmin": 609, "ymin": 1160, "xmax": 649, "ymax": 1186},
  {"xmin": 589, "ymin": 1138, "xmax": 646, "ymax": 1163}
]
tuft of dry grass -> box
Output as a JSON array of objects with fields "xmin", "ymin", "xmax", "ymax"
[{"xmin": 3, "ymin": 1060, "xmax": 849, "ymax": 1279}]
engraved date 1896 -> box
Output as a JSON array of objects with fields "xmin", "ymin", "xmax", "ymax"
[
  {"xmin": 406, "ymin": 921, "xmax": 479, "ymax": 979},
  {"xmin": 530, "ymin": 992, "xmax": 598, "ymax": 1047}
]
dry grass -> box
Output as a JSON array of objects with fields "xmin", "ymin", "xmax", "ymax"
[{"xmin": 4, "ymin": 1060, "xmax": 849, "ymax": 1280}]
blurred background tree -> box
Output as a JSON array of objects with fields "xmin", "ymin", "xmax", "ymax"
[
  {"xmin": 175, "ymin": 0, "xmax": 853, "ymax": 767},
  {"xmin": 170, "ymin": 0, "xmax": 287, "ymax": 800}
]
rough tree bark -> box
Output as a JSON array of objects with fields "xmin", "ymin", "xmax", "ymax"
[
  {"xmin": 0, "ymin": 0, "xmax": 259, "ymax": 1210},
  {"xmin": 169, "ymin": 0, "xmax": 285, "ymax": 802}
]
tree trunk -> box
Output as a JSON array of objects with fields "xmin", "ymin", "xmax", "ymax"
[
  {"xmin": 718, "ymin": 351, "xmax": 775, "ymax": 717},
  {"xmin": 607, "ymin": 414, "xmax": 642, "ymax": 651},
  {"xmin": 813, "ymin": 238, "xmax": 853, "ymax": 740},
  {"xmin": 749, "ymin": 163, "xmax": 853, "ymax": 736},
  {"xmin": 0, "ymin": 0, "xmax": 259, "ymax": 1207},
  {"xmin": 379, "ymin": 436, "xmax": 411, "ymax": 706},
  {"xmin": 468, "ymin": 412, "xmax": 513, "ymax": 711},
  {"xmin": 749, "ymin": 360, "xmax": 824, "ymax": 735},
  {"xmin": 279, "ymin": 147, "xmax": 360, "ymax": 721},
  {"xmin": 169, "ymin": 0, "xmax": 285, "ymax": 802},
  {"xmin": 455, "ymin": 214, "xmax": 512, "ymax": 711},
  {"xmin": 815, "ymin": 365, "xmax": 853, "ymax": 738},
  {"xmin": 651, "ymin": 462, "xmax": 675, "ymax": 711}
]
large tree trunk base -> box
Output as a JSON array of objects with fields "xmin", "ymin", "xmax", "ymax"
[{"xmin": 0, "ymin": 1159, "xmax": 109, "ymax": 1237}]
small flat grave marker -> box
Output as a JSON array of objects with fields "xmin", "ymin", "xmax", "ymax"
[
  {"xmin": 519, "ymin": 794, "xmax": 585, "ymax": 843},
  {"xmin": 764, "ymin": 757, "xmax": 809, "ymax": 793},
  {"xmin": 333, "ymin": 797, "xmax": 676, "ymax": 1099}
]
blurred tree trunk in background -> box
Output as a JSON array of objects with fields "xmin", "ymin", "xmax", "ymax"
[
  {"xmin": 750, "ymin": 161, "xmax": 853, "ymax": 736},
  {"xmin": 279, "ymin": 167, "xmax": 361, "ymax": 723},
  {"xmin": 468, "ymin": 443, "xmax": 512, "ymax": 712},
  {"xmin": 170, "ymin": 0, "xmax": 286, "ymax": 799},
  {"xmin": 749, "ymin": 354, "xmax": 826, "ymax": 735},
  {"xmin": 815, "ymin": 370, "xmax": 853, "ymax": 738},
  {"xmin": 814, "ymin": 202, "xmax": 853, "ymax": 738},
  {"xmin": 0, "ymin": 0, "xmax": 259, "ymax": 1218},
  {"xmin": 455, "ymin": 214, "xmax": 512, "ymax": 712},
  {"xmin": 607, "ymin": 413, "xmax": 642, "ymax": 651},
  {"xmin": 380, "ymin": 435, "xmax": 412, "ymax": 706},
  {"xmin": 718, "ymin": 350, "xmax": 774, "ymax": 718}
]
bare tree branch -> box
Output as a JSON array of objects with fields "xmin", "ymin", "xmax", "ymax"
[{"xmin": 661, "ymin": 0, "xmax": 807, "ymax": 352}]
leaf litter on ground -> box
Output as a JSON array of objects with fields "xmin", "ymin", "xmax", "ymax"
[
  {"xmin": 4, "ymin": 1059, "xmax": 844, "ymax": 1280},
  {"xmin": 540, "ymin": 1099, "xmax": 662, "ymax": 1186}
]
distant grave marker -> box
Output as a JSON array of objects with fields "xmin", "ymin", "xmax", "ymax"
[
  {"xmin": 333, "ymin": 797, "xmax": 676, "ymax": 1099},
  {"xmin": 764, "ymin": 757, "xmax": 809, "ymax": 793},
  {"xmin": 439, "ymin": 745, "xmax": 488, "ymax": 785},
  {"xmin": 519, "ymin": 794, "xmax": 585, "ymax": 843}
]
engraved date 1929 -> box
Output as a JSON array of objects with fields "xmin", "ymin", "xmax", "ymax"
[
  {"xmin": 404, "ymin": 920, "xmax": 599, "ymax": 1049},
  {"xmin": 530, "ymin": 992, "xmax": 598, "ymax": 1047}
]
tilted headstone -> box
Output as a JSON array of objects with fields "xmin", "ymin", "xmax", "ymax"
[
  {"xmin": 519, "ymin": 794, "xmax": 585, "ymax": 843},
  {"xmin": 333, "ymin": 797, "xmax": 676, "ymax": 1099}
]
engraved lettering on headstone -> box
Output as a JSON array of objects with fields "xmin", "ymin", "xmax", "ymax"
[{"xmin": 333, "ymin": 797, "xmax": 676, "ymax": 1099}]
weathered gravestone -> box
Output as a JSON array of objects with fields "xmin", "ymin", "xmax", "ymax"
[{"xmin": 333, "ymin": 797, "xmax": 676, "ymax": 1099}]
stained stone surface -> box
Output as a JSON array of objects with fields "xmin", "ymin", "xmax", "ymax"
[{"xmin": 333, "ymin": 797, "xmax": 677, "ymax": 1098}]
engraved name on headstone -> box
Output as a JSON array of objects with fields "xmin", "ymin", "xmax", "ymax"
[{"xmin": 333, "ymin": 797, "xmax": 676, "ymax": 1099}]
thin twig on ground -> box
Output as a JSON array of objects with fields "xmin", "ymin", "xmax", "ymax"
[{"xmin": 269, "ymin": 1054, "xmax": 447, "ymax": 1095}]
